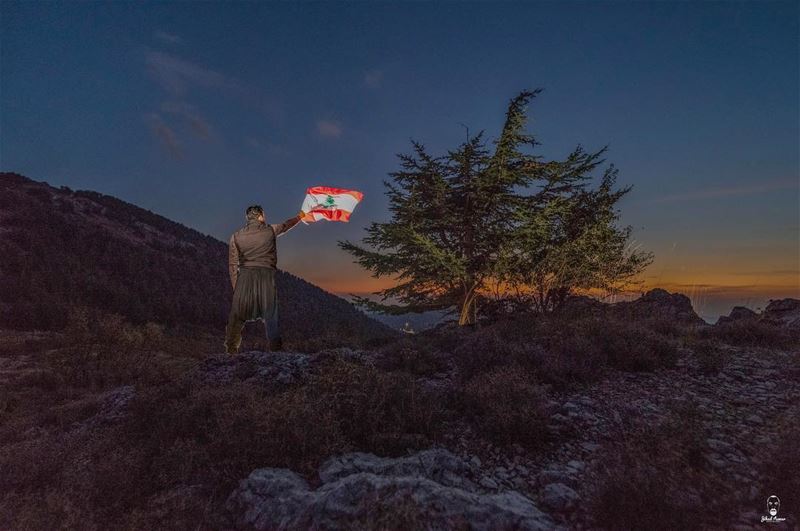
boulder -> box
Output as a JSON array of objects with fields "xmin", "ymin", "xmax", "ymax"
[
  {"xmin": 612, "ymin": 288, "xmax": 705, "ymax": 324},
  {"xmin": 318, "ymin": 448, "xmax": 481, "ymax": 491},
  {"xmin": 558, "ymin": 295, "xmax": 606, "ymax": 318},
  {"xmin": 197, "ymin": 348, "xmax": 373, "ymax": 387},
  {"xmin": 716, "ymin": 306, "xmax": 758, "ymax": 325},
  {"xmin": 763, "ymin": 298, "xmax": 800, "ymax": 328},
  {"xmin": 560, "ymin": 289, "xmax": 705, "ymax": 325},
  {"xmin": 70, "ymin": 385, "xmax": 135, "ymax": 433},
  {"xmin": 226, "ymin": 448, "xmax": 558, "ymax": 530},
  {"xmin": 539, "ymin": 482, "xmax": 580, "ymax": 512}
]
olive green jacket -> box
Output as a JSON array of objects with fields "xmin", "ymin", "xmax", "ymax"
[{"xmin": 228, "ymin": 214, "xmax": 301, "ymax": 289}]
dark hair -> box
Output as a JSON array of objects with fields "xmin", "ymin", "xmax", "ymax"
[{"xmin": 246, "ymin": 205, "xmax": 264, "ymax": 220}]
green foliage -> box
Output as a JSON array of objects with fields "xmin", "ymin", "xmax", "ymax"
[{"xmin": 339, "ymin": 90, "xmax": 652, "ymax": 324}]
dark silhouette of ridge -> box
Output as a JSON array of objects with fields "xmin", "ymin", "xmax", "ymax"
[{"xmin": 0, "ymin": 172, "xmax": 395, "ymax": 345}]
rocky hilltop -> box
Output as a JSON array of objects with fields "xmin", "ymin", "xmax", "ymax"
[
  {"xmin": 208, "ymin": 312, "xmax": 799, "ymax": 530},
  {"xmin": 1, "ymin": 173, "xmax": 798, "ymax": 530}
]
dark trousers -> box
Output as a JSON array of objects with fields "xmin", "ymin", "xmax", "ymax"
[{"xmin": 224, "ymin": 267, "xmax": 281, "ymax": 352}]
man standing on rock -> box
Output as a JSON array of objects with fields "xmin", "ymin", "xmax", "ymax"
[{"xmin": 225, "ymin": 204, "xmax": 304, "ymax": 354}]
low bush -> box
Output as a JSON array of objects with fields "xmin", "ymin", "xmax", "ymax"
[
  {"xmin": 684, "ymin": 335, "xmax": 726, "ymax": 374},
  {"xmin": 451, "ymin": 325, "xmax": 535, "ymax": 384},
  {"xmin": 458, "ymin": 363, "xmax": 549, "ymax": 449},
  {"xmin": 448, "ymin": 314, "xmax": 680, "ymax": 391},
  {"xmin": 575, "ymin": 318, "xmax": 679, "ymax": 372},
  {"xmin": 530, "ymin": 316, "xmax": 679, "ymax": 387},
  {"xmin": 0, "ymin": 355, "xmax": 447, "ymax": 529},
  {"xmin": 702, "ymin": 319, "xmax": 799, "ymax": 349},
  {"xmin": 590, "ymin": 400, "xmax": 734, "ymax": 530},
  {"xmin": 375, "ymin": 337, "xmax": 450, "ymax": 376},
  {"xmin": 530, "ymin": 330, "xmax": 606, "ymax": 388}
]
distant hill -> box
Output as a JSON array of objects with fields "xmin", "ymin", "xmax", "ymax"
[{"xmin": 0, "ymin": 173, "xmax": 395, "ymax": 346}]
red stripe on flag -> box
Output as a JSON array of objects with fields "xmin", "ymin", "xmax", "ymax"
[
  {"xmin": 307, "ymin": 207, "xmax": 353, "ymax": 222},
  {"xmin": 306, "ymin": 186, "xmax": 364, "ymax": 201}
]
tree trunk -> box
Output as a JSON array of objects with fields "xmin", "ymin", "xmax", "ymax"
[{"xmin": 458, "ymin": 286, "xmax": 477, "ymax": 326}]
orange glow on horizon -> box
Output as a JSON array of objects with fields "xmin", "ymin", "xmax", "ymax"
[{"xmin": 311, "ymin": 273, "xmax": 799, "ymax": 301}]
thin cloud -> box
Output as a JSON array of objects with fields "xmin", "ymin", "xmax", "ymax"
[
  {"xmin": 144, "ymin": 113, "xmax": 182, "ymax": 158},
  {"xmin": 364, "ymin": 69, "xmax": 383, "ymax": 88},
  {"xmin": 154, "ymin": 30, "xmax": 183, "ymax": 45},
  {"xmin": 161, "ymin": 101, "xmax": 212, "ymax": 139},
  {"xmin": 317, "ymin": 120, "xmax": 343, "ymax": 138},
  {"xmin": 146, "ymin": 50, "xmax": 239, "ymax": 95},
  {"xmin": 648, "ymin": 178, "xmax": 798, "ymax": 203},
  {"xmin": 246, "ymin": 137, "xmax": 263, "ymax": 149},
  {"xmin": 143, "ymin": 50, "xmax": 283, "ymax": 159},
  {"xmin": 145, "ymin": 49, "xmax": 283, "ymax": 120}
]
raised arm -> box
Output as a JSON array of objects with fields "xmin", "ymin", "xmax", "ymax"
[
  {"xmin": 228, "ymin": 234, "xmax": 240, "ymax": 289},
  {"xmin": 271, "ymin": 210, "xmax": 305, "ymax": 237}
]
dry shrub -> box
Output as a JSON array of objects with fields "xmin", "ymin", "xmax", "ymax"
[
  {"xmin": 459, "ymin": 364, "xmax": 549, "ymax": 449},
  {"xmin": 702, "ymin": 319, "xmax": 800, "ymax": 349},
  {"xmin": 376, "ymin": 337, "xmax": 450, "ymax": 376},
  {"xmin": 566, "ymin": 317, "xmax": 679, "ymax": 372},
  {"xmin": 590, "ymin": 400, "xmax": 734, "ymax": 530},
  {"xmin": 446, "ymin": 315, "xmax": 679, "ymax": 391},
  {"xmin": 49, "ymin": 308, "xmax": 176, "ymax": 389},
  {"xmin": 452, "ymin": 327, "xmax": 534, "ymax": 384},
  {"xmin": 0, "ymin": 330, "xmax": 52, "ymax": 355},
  {"xmin": 531, "ymin": 329, "xmax": 607, "ymax": 389},
  {"xmin": 526, "ymin": 316, "xmax": 678, "ymax": 389},
  {"xmin": 0, "ymin": 356, "xmax": 446, "ymax": 529},
  {"xmin": 637, "ymin": 315, "xmax": 690, "ymax": 337},
  {"xmin": 310, "ymin": 357, "xmax": 445, "ymax": 454},
  {"xmin": 684, "ymin": 335, "xmax": 726, "ymax": 374}
]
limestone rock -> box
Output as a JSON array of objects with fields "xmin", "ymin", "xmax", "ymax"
[
  {"xmin": 539, "ymin": 482, "xmax": 580, "ymax": 512},
  {"xmin": 717, "ymin": 306, "xmax": 758, "ymax": 324},
  {"xmin": 614, "ymin": 288, "xmax": 705, "ymax": 324},
  {"xmin": 318, "ymin": 448, "xmax": 481, "ymax": 491},
  {"xmin": 226, "ymin": 448, "xmax": 557, "ymax": 530},
  {"xmin": 763, "ymin": 298, "xmax": 800, "ymax": 328}
]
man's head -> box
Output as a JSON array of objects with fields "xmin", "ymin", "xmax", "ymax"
[{"xmin": 246, "ymin": 205, "xmax": 265, "ymax": 223}]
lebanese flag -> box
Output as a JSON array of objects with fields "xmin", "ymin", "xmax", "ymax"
[{"xmin": 300, "ymin": 186, "xmax": 364, "ymax": 223}]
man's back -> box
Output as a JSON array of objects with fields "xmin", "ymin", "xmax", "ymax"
[
  {"xmin": 232, "ymin": 220, "xmax": 278, "ymax": 269},
  {"xmin": 228, "ymin": 215, "xmax": 301, "ymax": 288}
]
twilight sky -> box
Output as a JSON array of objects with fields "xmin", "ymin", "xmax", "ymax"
[{"xmin": 1, "ymin": 1, "xmax": 798, "ymax": 321}]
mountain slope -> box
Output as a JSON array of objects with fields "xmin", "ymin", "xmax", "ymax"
[{"xmin": 0, "ymin": 173, "xmax": 395, "ymax": 345}]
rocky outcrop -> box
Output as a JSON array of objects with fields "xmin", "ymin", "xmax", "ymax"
[
  {"xmin": 560, "ymin": 289, "xmax": 705, "ymax": 325},
  {"xmin": 443, "ymin": 344, "xmax": 800, "ymax": 529},
  {"xmin": 762, "ymin": 298, "xmax": 800, "ymax": 328},
  {"xmin": 715, "ymin": 298, "xmax": 800, "ymax": 329},
  {"xmin": 716, "ymin": 306, "xmax": 758, "ymax": 324},
  {"xmin": 196, "ymin": 348, "xmax": 373, "ymax": 387},
  {"xmin": 70, "ymin": 385, "xmax": 135, "ymax": 433},
  {"xmin": 612, "ymin": 288, "xmax": 705, "ymax": 324},
  {"xmin": 225, "ymin": 448, "xmax": 558, "ymax": 530}
]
